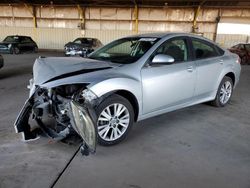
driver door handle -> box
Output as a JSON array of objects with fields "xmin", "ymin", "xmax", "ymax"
[{"xmin": 187, "ymin": 66, "xmax": 193, "ymax": 72}]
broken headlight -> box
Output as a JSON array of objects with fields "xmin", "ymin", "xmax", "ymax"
[{"xmin": 81, "ymin": 89, "xmax": 97, "ymax": 102}]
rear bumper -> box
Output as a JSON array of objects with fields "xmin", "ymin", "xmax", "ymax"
[
  {"xmin": 0, "ymin": 59, "xmax": 3, "ymax": 69},
  {"xmin": 0, "ymin": 49, "xmax": 11, "ymax": 54}
]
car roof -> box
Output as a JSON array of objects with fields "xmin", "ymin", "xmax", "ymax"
[
  {"xmin": 122, "ymin": 32, "xmax": 218, "ymax": 45},
  {"xmin": 7, "ymin": 35, "xmax": 31, "ymax": 38},
  {"xmin": 126, "ymin": 32, "xmax": 174, "ymax": 38},
  {"xmin": 124, "ymin": 32, "xmax": 210, "ymax": 40},
  {"xmin": 76, "ymin": 37, "xmax": 97, "ymax": 40}
]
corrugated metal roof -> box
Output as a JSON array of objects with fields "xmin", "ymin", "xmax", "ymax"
[{"xmin": 0, "ymin": 0, "xmax": 250, "ymax": 7}]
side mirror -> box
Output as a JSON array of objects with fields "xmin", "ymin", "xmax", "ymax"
[{"xmin": 152, "ymin": 54, "xmax": 175, "ymax": 65}]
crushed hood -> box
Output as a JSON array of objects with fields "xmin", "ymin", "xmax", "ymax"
[{"xmin": 33, "ymin": 57, "xmax": 118, "ymax": 85}]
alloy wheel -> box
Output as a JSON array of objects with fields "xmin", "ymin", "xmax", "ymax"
[
  {"xmin": 97, "ymin": 103, "xmax": 130, "ymax": 141},
  {"xmin": 219, "ymin": 80, "xmax": 232, "ymax": 105}
]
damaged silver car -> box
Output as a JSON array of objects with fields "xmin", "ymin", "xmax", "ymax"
[{"xmin": 15, "ymin": 33, "xmax": 241, "ymax": 155}]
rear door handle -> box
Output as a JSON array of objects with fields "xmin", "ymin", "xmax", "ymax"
[
  {"xmin": 187, "ymin": 66, "xmax": 193, "ymax": 72},
  {"xmin": 219, "ymin": 59, "xmax": 224, "ymax": 64}
]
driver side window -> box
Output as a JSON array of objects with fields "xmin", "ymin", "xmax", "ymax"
[{"xmin": 155, "ymin": 38, "xmax": 188, "ymax": 63}]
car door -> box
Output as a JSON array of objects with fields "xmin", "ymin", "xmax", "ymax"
[
  {"xmin": 141, "ymin": 37, "xmax": 196, "ymax": 114},
  {"xmin": 19, "ymin": 37, "xmax": 29, "ymax": 52},
  {"xmin": 190, "ymin": 37, "xmax": 224, "ymax": 98},
  {"xmin": 27, "ymin": 37, "xmax": 36, "ymax": 51}
]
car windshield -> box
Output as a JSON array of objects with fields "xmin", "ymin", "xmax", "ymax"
[
  {"xmin": 74, "ymin": 38, "xmax": 93, "ymax": 45},
  {"xmin": 88, "ymin": 37, "xmax": 159, "ymax": 64},
  {"xmin": 82, "ymin": 38, "xmax": 94, "ymax": 45},
  {"xmin": 3, "ymin": 36, "xmax": 20, "ymax": 42},
  {"xmin": 245, "ymin": 44, "xmax": 250, "ymax": 51}
]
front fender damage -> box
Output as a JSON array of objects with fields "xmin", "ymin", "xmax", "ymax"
[
  {"xmin": 14, "ymin": 88, "xmax": 97, "ymax": 156},
  {"xmin": 69, "ymin": 100, "xmax": 97, "ymax": 155}
]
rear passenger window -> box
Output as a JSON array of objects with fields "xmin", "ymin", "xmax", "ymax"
[
  {"xmin": 21, "ymin": 37, "xmax": 31, "ymax": 43},
  {"xmin": 192, "ymin": 39, "xmax": 219, "ymax": 59}
]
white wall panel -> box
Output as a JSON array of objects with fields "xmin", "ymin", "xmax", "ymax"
[
  {"xmin": 100, "ymin": 20, "xmax": 117, "ymax": 30},
  {"xmin": 117, "ymin": 8, "xmax": 132, "ymax": 20},
  {"xmin": 85, "ymin": 30, "xmax": 135, "ymax": 44},
  {"xmin": 116, "ymin": 21, "xmax": 133, "ymax": 30},
  {"xmin": 0, "ymin": 27, "xmax": 137, "ymax": 49},
  {"xmin": 13, "ymin": 6, "xmax": 32, "ymax": 17},
  {"xmin": 0, "ymin": 6, "xmax": 12, "ymax": 17},
  {"xmin": 0, "ymin": 18, "xmax": 14, "ymax": 27},
  {"xmin": 197, "ymin": 9, "xmax": 218, "ymax": 21},
  {"xmin": 197, "ymin": 23, "xmax": 216, "ymax": 33},
  {"xmin": 221, "ymin": 9, "xmax": 244, "ymax": 17},
  {"xmin": 88, "ymin": 8, "xmax": 101, "ymax": 19},
  {"xmin": 14, "ymin": 18, "xmax": 33, "ymax": 27},
  {"xmin": 85, "ymin": 20, "xmax": 100, "ymax": 30},
  {"xmin": 101, "ymin": 8, "xmax": 117, "ymax": 20},
  {"xmin": 54, "ymin": 7, "xmax": 78, "ymax": 19},
  {"xmin": 166, "ymin": 8, "xmax": 194, "ymax": 21},
  {"xmin": 1, "ymin": 5, "xmax": 248, "ymax": 50},
  {"xmin": 216, "ymin": 34, "xmax": 248, "ymax": 48},
  {"xmin": 40, "ymin": 7, "xmax": 56, "ymax": 18},
  {"xmin": 242, "ymin": 9, "xmax": 250, "ymax": 17}
]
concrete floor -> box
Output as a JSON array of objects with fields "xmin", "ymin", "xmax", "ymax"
[{"xmin": 0, "ymin": 52, "xmax": 249, "ymax": 188}]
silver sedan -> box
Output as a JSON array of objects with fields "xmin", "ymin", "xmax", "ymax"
[{"xmin": 15, "ymin": 33, "xmax": 241, "ymax": 155}]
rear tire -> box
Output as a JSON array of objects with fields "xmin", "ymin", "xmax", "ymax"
[
  {"xmin": 33, "ymin": 46, "xmax": 38, "ymax": 53},
  {"xmin": 96, "ymin": 94, "xmax": 134, "ymax": 146},
  {"xmin": 13, "ymin": 47, "xmax": 20, "ymax": 54},
  {"xmin": 211, "ymin": 76, "xmax": 233, "ymax": 107}
]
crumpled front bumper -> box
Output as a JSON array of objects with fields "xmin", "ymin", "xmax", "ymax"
[
  {"xmin": 14, "ymin": 98, "xmax": 33, "ymax": 133},
  {"xmin": 14, "ymin": 90, "xmax": 97, "ymax": 154}
]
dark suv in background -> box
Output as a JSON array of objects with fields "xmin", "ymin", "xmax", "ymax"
[
  {"xmin": 0, "ymin": 35, "xmax": 38, "ymax": 54},
  {"xmin": 64, "ymin": 37, "xmax": 102, "ymax": 57}
]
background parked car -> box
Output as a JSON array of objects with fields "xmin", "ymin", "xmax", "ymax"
[
  {"xmin": 0, "ymin": 54, "xmax": 3, "ymax": 69},
  {"xmin": 229, "ymin": 43, "xmax": 250, "ymax": 65},
  {"xmin": 64, "ymin": 37, "xmax": 102, "ymax": 57},
  {"xmin": 0, "ymin": 35, "xmax": 38, "ymax": 54}
]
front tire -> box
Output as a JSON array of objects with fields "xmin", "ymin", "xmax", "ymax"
[
  {"xmin": 13, "ymin": 47, "xmax": 20, "ymax": 54},
  {"xmin": 211, "ymin": 76, "xmax": 233, "ymax": 107},
  {"xmin": 96, "ymin": 94, "xmax": 134, "ymax": 146}
]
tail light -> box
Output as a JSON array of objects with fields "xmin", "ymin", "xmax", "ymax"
[{"xmin": 236, "ymin": 56, "xmax": 241, "ymax": 64}]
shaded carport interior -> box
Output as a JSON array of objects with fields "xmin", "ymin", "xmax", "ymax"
[
  {"xmin": 0, "ymin": 1, "xmax": 250, "ymax": 188},
  {"xmin": 0, "ymin": 0, "xmax": 249, "ymax": 49},
  {"xmin": 1, "ymin": 0, "xmax": 250, "ymax": 6}
]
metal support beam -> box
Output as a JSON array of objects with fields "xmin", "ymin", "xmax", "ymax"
[
  {"xmin": 77, "ymin": 4, "xmax": 85, "ymax": 30},
  {"xmin": 23, "ymin": 3, "xmax": 37, "ymax": 28},
  {"xmin": 213, "ymin": 8, "xmax": 221, "ymax": 42},
  {"xmin": 192, "ymin": 0, "xmax": 206, "ymax": 33},
  {"xmin": 32, "ymin": 6, "xmax": 37, "ymax": 28},
  {"xmin": 134, "ymin": 4, "xmax": 138, "ymax": 33}
]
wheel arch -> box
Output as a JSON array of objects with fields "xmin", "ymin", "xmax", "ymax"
[
  {"xmin": 224, "ymin": 72, "xmax": 235, "ymax": 86},
  {"xmin": 114, "ymin": 90, "xmax": 139, "ymax": 122},
  {"xmin": 88, "ymin": 77, "xmax": 142, "ymax": 122}
]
